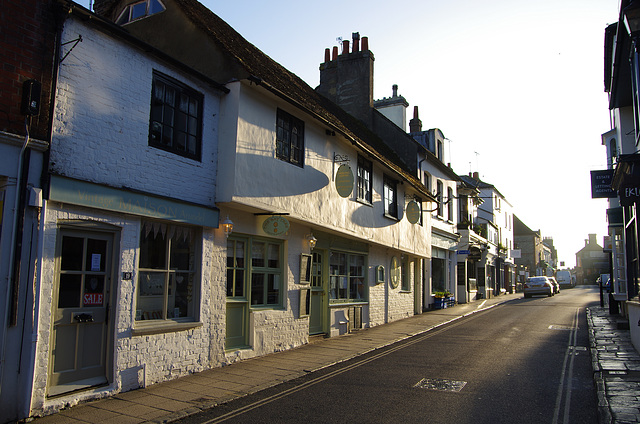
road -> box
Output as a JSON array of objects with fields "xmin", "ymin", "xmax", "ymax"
[{"xmin": 178, "ymin": 287, "xmax": 601, "ymax": 424}]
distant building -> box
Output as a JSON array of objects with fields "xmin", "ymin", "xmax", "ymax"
[{"xmin": 575, "ymin": 234, "xmax": 609, "ymax": 285}]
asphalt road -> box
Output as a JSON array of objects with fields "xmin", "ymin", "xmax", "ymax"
[{"xmin": 178, "ymin": 287, "xmax": 601, "ymax": 424}]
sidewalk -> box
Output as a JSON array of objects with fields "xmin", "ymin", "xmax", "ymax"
[
  {"xmin": 588, "ymin": 306, "xmax": 640, "ymax": 424},
  {"xmin": 30, "ymin": 294, "xmax": 638, "ymax": 424}
]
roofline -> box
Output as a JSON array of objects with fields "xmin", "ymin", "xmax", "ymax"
[{"xmin": 57, "ymin": 0, "xmax": 229, "ymax": 95}]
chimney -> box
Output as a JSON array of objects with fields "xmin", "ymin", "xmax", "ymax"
[
  {"xmin": 473, "ymin": 172, "xmax": 479, "ymax": 180},
  {"xmin": 317, "ymin": 32, "xmax": 375, "ymax": 124},
  {"xmin": 409, "ymin": 106, "xmax": 422, "ymax": 133}
]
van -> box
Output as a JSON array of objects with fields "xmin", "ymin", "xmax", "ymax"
[{"xmin": 556, "ymin": 270, "xmax": 574, "ymax": 288}]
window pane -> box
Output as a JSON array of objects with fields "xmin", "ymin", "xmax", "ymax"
[
  {"xmin": 58, "ymin": 274, "xmax": 82, "ymax": 308},
  {"xmin": 61, "ymin": 236, "xmax": 84, "ymax": 271},
  {"xmin": 252, "ymin": 242, "xmax": 265, "ymax": 267},
  {"xmin": 169, "ymin": 233, "xmax": 193, "ymax": 270},
  {"xmin": 131, "ymin": 1, "xmax": 146, "ymax": 20},
  {"xmin": 251, "ymin": 273, "xmax": 265, "ymax": 305},
  {"xmin": 85, "ymin": 238, "xmax": 107, "ymax": 272},
  {"xmin": 267, "ymin": 274, "xmax": 279, "ymax": 304},
  {"xmin": 140, "ymin": 230, "xmax": 166, "ymax": 269},
  {"xmin": 171, "ymin": 272, "xmax": 192, "ymax": 318},
  {"xmin": 268, "ymin": 244, "xmax": 279, "ymax": 268},
  {"xmin": 234, "ymin": 270, "xmax": 244, "ymax": 297}
]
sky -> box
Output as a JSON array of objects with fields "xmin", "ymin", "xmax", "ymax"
[{"xmin": 81, "ymin": 0, "xmax": 620, "ymax": 268}]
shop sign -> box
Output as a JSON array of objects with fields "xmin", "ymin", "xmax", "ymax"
[
  {"xmin": 262, "ymin": 215, "xmax": 290, "ymax": 235},
  {"xmin": 590, "ymin": 170, "xmax": 616, "ymax": 198},
  {"xmin": 335, "ymin": 164, "xmax": 354, "ymax": 198},
  {"xmin": 49, "ymin": 175, "xmax": 219, "ymax": 227},
  {"xmin": 406, "ymin": 200, "xmax": 421, "ymax": 224},
  {"xmin": 83, "ymin": 293, "xmax": 103, "ymax": 306},
  {"xmin": 619, "ymin": 185, "xmax": 640, "ymax": 206}
]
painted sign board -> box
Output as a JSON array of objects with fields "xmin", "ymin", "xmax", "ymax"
[
  {"xmin": 405, "ymin": 200, "xmax": 421, "ymax": 224},
  {"xmin": 262, "ymin": 215, "xmax": 290, "ymax": 235},
  {"xmin": 590, "ymin": 170, "xmax": 616, "ymax": 198},
  {"xmin": 335, "ymin": 164, "xmax": 354, "ymax": 198}
]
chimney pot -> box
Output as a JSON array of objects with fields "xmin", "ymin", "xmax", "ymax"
[
  {"xmin": 324, "ymin": 48, "xmax": 331, "ymax": 63},
  {"xmin": 361, "ymin": 36, "xmax": 368, "ymax": 51},
  {"xmin": 473, "ymin": 172, "xmax": 479, "ymax": 180},
  {"xmin": 392, "ymin": 84, "xmax": 398, "ymax": 97},
  {"xmin": 352, "ymin": 32, "xmax": 360, "ymax": 52},
  {"xmin": 332, "ymin": 46, "xmax": 338, "ymax": 60},
  {"xmin": 342, "ymin": 39, "xmax": 350, "ymax": 55}
]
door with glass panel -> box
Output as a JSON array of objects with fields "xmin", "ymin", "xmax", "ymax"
[
  {"xmin": 48, "ymin": 229, "xmax": 114, "ymax": 397},
  {"xmin": 309, "ymin": 251, "xmax": 326, "ymax": 335},
  {"xmin": 226, "ymin": 237, "xmax": 249, "ymax": 349}
]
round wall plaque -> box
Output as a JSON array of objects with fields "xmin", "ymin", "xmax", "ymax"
[
  {"xmin": 262, "ymin": 215, "xmax": 290, "ymax": 235},
  {"xmin": 406, "ymin": 200, "xmax": 421, "ymax": 224},
  {"xmin": 335, "ymin": 164, "xmax": 354, "ymax": 198}
]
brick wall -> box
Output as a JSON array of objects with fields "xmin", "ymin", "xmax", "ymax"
[
  {"xmin": 0, "ymin": 0, "xmax": 57, "ymax": 139},
  {"xmin": 51, "ymin": 17, "xmax": 220, "ymax": 206}
]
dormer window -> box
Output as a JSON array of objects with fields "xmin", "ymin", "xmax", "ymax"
[{"xmin": 116, "ymin": 0, "xmax": 166, "ymax": 25}]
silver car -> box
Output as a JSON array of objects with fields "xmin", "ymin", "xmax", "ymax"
[{"xmin": 524, "ymin": 276, "xmax": 554, "ymax": 298}]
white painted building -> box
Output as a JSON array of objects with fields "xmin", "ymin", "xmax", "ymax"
[{"xmin": 30, "ymin": 6, "xmax": 228, "ymax": 415}]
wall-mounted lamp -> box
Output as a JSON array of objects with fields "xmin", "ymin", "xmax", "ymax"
[
  {"xmin": 221, "ymin": 216, "xmax": 234, "ymax": 238},
  {"xmin": 306, "ymin": 233, "xmax": 317, "ymax": 250}
]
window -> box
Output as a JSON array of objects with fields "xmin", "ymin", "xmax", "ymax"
[
  {"xmin": 436, "ymin": 180, "xmax": 443, "ymax": 217},
  {"xmin": 149, "ymin": 71, "xmax": 203, "ymax": 160},
  {"xmin": 116, "ymin": 0, "xmax": 166, "ymax": 25},
  {"xmin": 136, "ymin": 221, "xmax": 198, "ymax": 321},
  {"xmin": 329, "ymin": 252, "xmax": 366, "ymax": 301},
  {"xmin": 432, "ymin": 249, "xmax": 447, "ymax": 293},
  {"xmin": 227, "ymin": 236, "xmax": 284, "ymax": 307},
  {"xmin": 437, "ymin": 139, "xmax": 443, "ymax": 161},
  {"xmin": 401, "ymin": 256, "xmax": 411, "ymax": 291},
  {"xmin": 357, "ymin": 155, "xmax": 372, "ymax": 204},
  {"xmin": 383, "ymin": 175, "xmax": 398, "ymax": 218},
  {"xmin": 276, "ymin": 109, "xmax": 304, "ymax": 167},
  {"xmin": 447, "ymin": 187, "xmax": 454, "ymax": 222}
]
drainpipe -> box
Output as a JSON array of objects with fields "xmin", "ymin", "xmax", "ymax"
[{"xmin": 0, "ymin": 118, "xmax": 31, "ymax": 404}]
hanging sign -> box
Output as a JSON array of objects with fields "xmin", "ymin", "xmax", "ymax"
[
  {"xmin": 406, "ymin": 200, "xmax": 421, "ymax": 224},
  {"xmin": 335, "ymin": 164, "xmax": 354, "ymax": 198},
  {"xmin": 262, "ymin": 215, "xmax": 290, "ymax": 236},
  {"xmin": 590, "ymin": 170, "xmax": 616, "ymax": 198}
]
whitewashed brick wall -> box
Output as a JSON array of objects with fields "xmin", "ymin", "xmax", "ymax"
[
  {"xmin": 52, "ymin": 18, "xmax": 221, "ymax": 207},
  {"xmin": 32, "ymin": 204, "xmax": 226, "ymax": 415}
]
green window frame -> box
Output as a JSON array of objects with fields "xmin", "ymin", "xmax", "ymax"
[
  {"xmin": 227, "ymin": 236, "xmax": 284, "ymax": 308},
  {"xmin": 401, "ymin": 256, "xmax": 411, "ymax": 292},
  {"xmin": 329, "ymin": 251, "xmax": 367, "ymax": 302}
]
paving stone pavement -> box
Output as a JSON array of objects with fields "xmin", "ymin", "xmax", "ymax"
[
  {"xmin": 588, "ymin": 306, "xmax": 640, "ymax": 424},
  {"xmin": 27, "ymin": 295, "xmax": 640, "ymax": 424}
]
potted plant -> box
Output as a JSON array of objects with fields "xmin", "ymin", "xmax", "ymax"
[{"xmin": 433, "ymin": 291, "xmax": 454, "ymax": 309}]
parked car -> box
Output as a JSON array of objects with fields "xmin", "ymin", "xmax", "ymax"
[
  {"xmin": 524, "ymin": 276, "xmax": 554, "ymax": 298},
  {"xmin": 556, "ymin": 270, "xmax": 574, "ymax": 288},
  {"xmin": 548, "ymin": 277, "xmax": 560, "ymax": 294}
]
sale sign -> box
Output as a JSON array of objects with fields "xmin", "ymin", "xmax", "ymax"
[{"xmin": 83, "ymin": 293, "xmax": 103, "ymax": 306}]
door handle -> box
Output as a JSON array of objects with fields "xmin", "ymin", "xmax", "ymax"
[{"xmin": 74, "ymin": 313, "xmax": 94, "ymax": 323}]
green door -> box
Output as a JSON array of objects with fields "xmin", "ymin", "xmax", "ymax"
[
  {"xmin": 226, "ymin": 238, "xmax": 249, "ymax": 349},
  {"xmin": 48, "ymin": 229, "xmax": 114, "ymax": 397},
  {"xmin": 309, "ymin": 251, "xmax": 326, "ymax": 335}
]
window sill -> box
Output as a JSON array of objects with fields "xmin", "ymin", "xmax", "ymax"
[
  {"xmin": 329, "ymin": 300, "xmax": 368, "ymax": 307},
  {"xmin": 356, "ymin": 198, "xmax": 373, "ymax": 207},
  {"xmin": 132, "ymin": 320, "xmax": 203, "ymax": 336},
  {"xmin": 383, "ymin": 213, "xmax": 399, "ymax": 221},
  {"xmin": 399, "ymin": 290, "xmax": 412, "ymax": 294}
]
